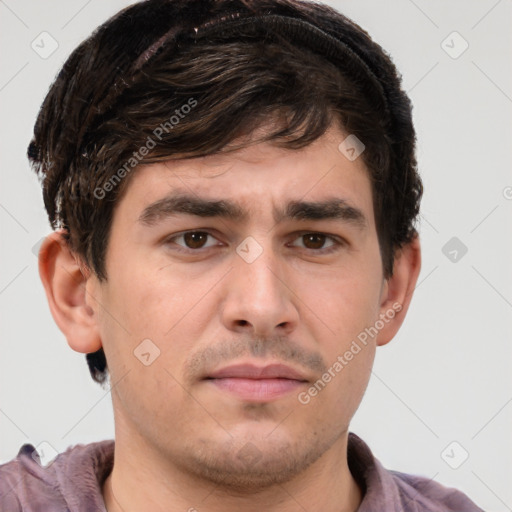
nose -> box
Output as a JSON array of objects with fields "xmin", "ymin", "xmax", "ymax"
[{"xmin": 220, "ymin": 245, "xmax": 299, "ymax": 337}]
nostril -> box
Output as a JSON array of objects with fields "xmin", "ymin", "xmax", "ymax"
[{"xmin": 237, "ymin": 320, "xmax": 250, "ymax": 327}]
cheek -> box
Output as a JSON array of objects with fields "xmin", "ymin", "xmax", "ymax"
[
  {"xmin": 298, "ymin": 255, "xmax": 381, "ymax": 407},
  {"xmin": 305, "ymin": 266, "xmax": 382, "ymax": 344},
  {"xmin": 296, "ymin": 342, "xmax": 375, "ymax": 433},
  {"xmin": 335, "ymin": 351, "xmax": 375, "ymax": 423},
  {"xmin": 100, "ymin": 263, "xmax": 225, "ymax": 377},
  {"xmin": 95, "ymin": 269, "xmax": 168, "ymax": 380},
  {"xmin": 106, "ymin": 263, "xmax": 185, "ymax": 334}
]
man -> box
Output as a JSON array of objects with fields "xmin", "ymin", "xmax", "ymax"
[{"xmin": 0, "ymin": 0, "xmax": 484, "ymax": 510}]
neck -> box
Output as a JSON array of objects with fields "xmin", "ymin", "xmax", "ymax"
[{"xmin": 102, "ymin": 427, "xmax": 362, "ymax": 512}]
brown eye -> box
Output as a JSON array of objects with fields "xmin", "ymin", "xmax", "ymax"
[
  {"xmin": 183, "ymin": 231, "xmax": 209, "ymax": 249},
  {"xmin": 168, "ymin": 231, "xmax": 219, "ymax": 251},
  {"xmin": 289, "ymin": 232, "xmax": 341, "ymax": 253},
  {"xmin": 301, "ymin": 233, "xmax": 327, "ymax": 249}
]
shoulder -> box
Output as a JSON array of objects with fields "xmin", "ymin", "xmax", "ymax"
[
  {"xmin": 0, "ymin": 440, "xmax": 114, "ymax": 511},
  {"xmin": 389, "ymin": 469, "xmax": 485, "ymax": 512},
  {"xmin": 0, "ymin": 444, "xmax": 56, "ymax": 512},
  {"xmin": 0, "ymin": 445, "xmax": 31, "ymax": 511},
  {"xmin": 347, "ymin": 433, "xmax": 484, "ymax": 512}
]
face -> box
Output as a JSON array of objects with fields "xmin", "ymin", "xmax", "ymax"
[{"xmin": 87, "ymin": 124, "xmax": 391, "ymax": 489}]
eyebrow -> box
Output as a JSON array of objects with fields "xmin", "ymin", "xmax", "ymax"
[{"xmin": 138, "ymin": 192, "xmax": 367, "ymax": 231}]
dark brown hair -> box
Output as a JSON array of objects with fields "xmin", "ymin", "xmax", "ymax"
[{"xmin": 28, "ymin": 0, "xmax": 422, "ymax": 385}]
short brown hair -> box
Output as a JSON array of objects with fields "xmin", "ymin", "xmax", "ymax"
[{"xmin": 28, "ymin": 0, "xmax": 422, "ymax": 384}]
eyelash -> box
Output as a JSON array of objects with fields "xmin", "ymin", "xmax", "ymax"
[{"xmin": 165, "ymin": 230, "xmax": 345, "ymax": 255}]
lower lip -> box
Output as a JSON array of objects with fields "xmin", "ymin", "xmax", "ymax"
[{"xmin": 208, "ymin": 378, "xmax": 305, "ymax": 401}]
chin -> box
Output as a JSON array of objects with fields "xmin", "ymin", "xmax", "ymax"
[{"xmin": 174, "ymin": 427, "xmax": 340, "ymax": 494}]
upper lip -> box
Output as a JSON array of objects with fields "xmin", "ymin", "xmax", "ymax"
[{"xmin": 206, "ymin": 363, "xmax": 309, "ymax": 381}]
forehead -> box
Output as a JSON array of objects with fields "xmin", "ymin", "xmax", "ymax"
[{"xmin": 113, "ymin": 125, "xmax": 375, "ymax": 229}]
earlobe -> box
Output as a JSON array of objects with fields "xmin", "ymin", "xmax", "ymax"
[
  {"xmin": 376, "ymin": 234, "xmax": 422, "ymax": 347},
  {"xmin": 38, "ymin": 229, "xmax": 103, "ymax": 354}
]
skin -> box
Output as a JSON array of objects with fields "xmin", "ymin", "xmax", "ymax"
[{"xmin": 39, "ymin": 123, "xmax": 421, "ymax": 512}]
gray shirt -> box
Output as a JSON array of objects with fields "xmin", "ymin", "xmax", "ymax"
[{"xmin": 0, "ymin": 432, "xmax": 484, "ymax": 511}]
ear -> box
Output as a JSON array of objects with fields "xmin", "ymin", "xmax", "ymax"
[
  {"xmin": 38, "ymin": 229, "xmax": 103, "ymax": 353},
  {"xmin": 376, "ymin": 233, "xmax": 422, "ymax": 347}
]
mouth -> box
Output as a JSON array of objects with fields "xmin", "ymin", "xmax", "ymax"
[{"xmin": 204, "ymin": 363, "xmax": 309, "ymax": 402}]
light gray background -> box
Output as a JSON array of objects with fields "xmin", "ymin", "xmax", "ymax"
[{"xmin": 1, "ymin": 1, "xmax": 511, "ymax": 510}]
